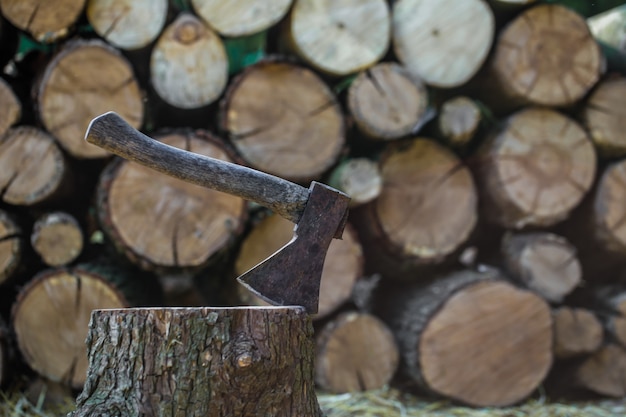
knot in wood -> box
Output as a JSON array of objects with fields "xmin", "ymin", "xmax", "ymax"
[{"xmin": 236, "ymin": 353, "xmax": 253, "ymax": 368}]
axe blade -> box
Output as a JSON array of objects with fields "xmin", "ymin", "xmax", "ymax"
[{"xmin": 237, "ymin": 182, "xmax": 350, "ymax": 314}]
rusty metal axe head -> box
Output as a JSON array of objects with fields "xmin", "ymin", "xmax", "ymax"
[{"xmin": 85, "ymin": 112, "xmax": 350, "ymax": 313}]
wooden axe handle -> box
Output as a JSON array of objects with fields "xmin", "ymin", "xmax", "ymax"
[{"xmin": 86, "ymin": 112, "xmax": 309, "ymax": 223}]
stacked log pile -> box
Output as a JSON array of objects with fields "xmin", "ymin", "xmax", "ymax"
[{"xmin": 0, "ymin": 0, "xmax": 625, "ymax": 408}]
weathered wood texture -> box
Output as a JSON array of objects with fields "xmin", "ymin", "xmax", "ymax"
[
  {"xmin": 31, "ymin": 212, "xmax": 83, "ymax": 267},
  {"xmin": 582, "ymin": 76, "xmax": 626, "ymax": 157},
  {"xmin": 0, "ymin": 0, "xmax": 85, "ymax": 42},
  {"xmin": 552, "ymin": 307, "xmax": 603, "ymax": 359},
  {"xmin": 69, "ymin": 307, "xmax": 322, "ymax": 417}
]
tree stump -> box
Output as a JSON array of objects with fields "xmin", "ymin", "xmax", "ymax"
[
  {"xmin": 31, "ymin": 211, "xmax": 83, "ymax": 267},
  {"xmin": 392, "ymin": 0, "xmax": 495, "ymax": 88},
  {"xmin": 97, "ymin": 131, "xmax": 247, "ymax": 272},
  {"xmin": 577, "ymin": 344, "xmax": 626, "ymax": 397},
  {"xmin": 0, "ymin": 209, "xmax": 21, "ymax": 286},
  {"xmin": 220, "ymin": 60, "xmax": 345, "ymax": 182},
  {"xmin": 552, "ymin": 307, "xmax": 603, "ymax": 359},
  {"xmin": 0, "ymin": 77, "xmax": 21, "ymax": 137},
  {"xmin": 86, "ymin": 0, "xmax": 168, "ymax": 51},
  {"xmin": 489, "ymin": 4, "xmax": 603, "ymax": 108},
  {"xmin": 191, "ymin": 0, "xmax": 293, "ymax": 37},
  {"xmin": 582, "ymin": 76, "xmax": 626, "ymax": 158},
  {"xmin": 476, "ymin": 107, "xmax": 596, "ymax": 229},
  {"xmin": 287, "ymin": 0, "xmax": 390, "ymax": 76},
  {"xmin": 347, "ymin": 62, "xmax": 429, "ymax": 140},
  {"xmin": 327, "ymin": 158, "xmax": 382, "ymax": 207},
  {"xmin": 36, "ymin": 39, "xmax": 144, "ymax": 159},
  {"xmin": 69, "ymin": 307, "xmax": 322, "ymax": 417},
  {"xmin": 150, "ymin": 13, "xmax": 228, "ymax": 109}
]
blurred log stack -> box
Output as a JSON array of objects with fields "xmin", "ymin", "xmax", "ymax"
[{"xmin": 0, "ymin": 0, "xmax": 626, "ymax": 408}]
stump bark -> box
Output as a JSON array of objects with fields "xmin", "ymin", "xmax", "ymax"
[
  {"xmin": 582, "ymin": 76, "xmax": 626, "ymax": 158},
  {"xmin": 31, "ymin": 211, "xmax": 83, "ymax": 267},
  {"xmin": 69, "ymin": 307, "xmax": 322, "ymax": 417},
  {"xmin": 552, "ymin": 307, "xmax": 603, "ymax": 359}
]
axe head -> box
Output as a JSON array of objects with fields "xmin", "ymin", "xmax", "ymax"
[{"xmin": 237, "ymin": 182, "xmax": 350, "ymax": 314}]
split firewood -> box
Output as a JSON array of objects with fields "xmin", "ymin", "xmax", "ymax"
[
  {"xmin": 0, "ymin": 0, "xmax": 85, "ymax": 43},
  {"xmin": 150, "ymin": 13, "xmax": 228, "ymax": 109},
  {"xmin": 347, "ymin": 63, "xmax": 429, "ymax": 140},
  {"xmin": 553, "ymin": 307, "xmax": 604, "ymax": 359},
  {"xmin": 582, "ymin": 76, "xmax": 626, "ymax": 158},
  {"xmin": 315, "ymin": 311, "xmax": 399, "ymax": 393},
  {"xmin": 97, "ymin": 131, "xmax": 247, "ymax": 272},
  {"xmin": 69, "ymin": 307, "xmax": 322, "ymax": 417},
  {"xmin": 31, "ymin": 212, "xmax": 83, "ymax": 267},
  {"xmin": 489, "ymin": 4, "xmax": 603, "ymax": 109},
  {"xmin": 501, "ymin": 232, "xmax": 582, "ymax": 303},
  {"xmin": 86, "ymin": 0, "xmax": 168, "ymax": 50},
  {"xmin": 0, "ymin": 209, "xmax": 21, "ymax": 286},
  {"xmin": 11, "ymin": 264, "xmax": 160, "ymax": 388},
  {"xmin": 437, "ymin": 96, "xmax": 481, "ymax": 150},
  {"xmin": 234, "ymin": 213, "xmax": 363, "ymax": 319},
  {"xmin": 392, "ymin": 0, "xmax": 495, "ymax": 88},
  {"xmin": 476, "ymin": 107, "xmax": 596, "ymax": 229},
  {"xmin": 0, "ymin": 77, "xmax": 20, "ymax": 137},
  {"xmin": 355, "ymin": 138, "xmax": 477, "ymax": 269},
  {"xmin": 220, "ymin": 60, "xmax": 345, "ymax": 182},
  {"xmin": 591, "ymin": 159, "xmax": 626, "ymax": 256},
  {"xmin": 287, "ymin": 0, "xmax": 390, "ymax": 76},
  {"xmin": 327, "ymin": 158, "xmax": 382, "ymax": 207},
  {"xmin": 376, "ymin": 268, "xmax": 553, "ymax": 407},
  {"xmin": 0, "ymin": 126, "xmax": 70, "ymax": 206},
  {"xmin": 36, "ymin": 39, "xmax": 144, "ymax": 159},
  {"xmin": 576, "ymin": 344, "xmax": 626, "ymax": 397},
  {"xmin": 191, "ymin": 0, "xmax": 292, "ymax": 37}
]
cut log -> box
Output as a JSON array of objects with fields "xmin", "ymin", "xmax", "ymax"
[
  {"xmin": 0, "ymin": 126, "xmax": 70, "ymax": 206},
  {"xmin": 36, "ymin": 39, "xmax": 144, "ymax": 159},
  {"xmin": 377, "ymin": 268, "xmax": 553, "ymax": 407},
  {"xmin": 0, "ymin": 77, "xmax": 20, "ymax": 137},
  {"xmin": 220, "ymin": 60, "xmax": 345, "ymax": 182},
  {"xmin": 31, "ymin": 212, "xmax": 83, "ymax": 267},
  {"xmin": 315, "ymin": 311, "xmax": 399, "ymax": 393},
  {"xmin": 489, "ymin": 4, "xmax": 603, "ymax": 108},
  {"xmin": 356, "ymin": 138, "xmax": 477, "ymax": 268},
  {"xmin": 577, "ymin": 344, "xmax": 626, "ymax": 397},
  {"xmin": 0, "ymin": 209, "xmax": 21, "ymax": 286},
  {"xmin": 69, "ymin": 307, "xmax": 322, "ymax": 417},
  {"xmin": 288, "ymin": 0, "xmax": 390, "ymax": 76},
  {"xmin": 437, "ymin": 96, "xmax": 481, "ymax": 150},
  {"xmin": 86, "ymin": 0, "xmax": 168, "ymax": 50},
  {"xmin": 347, "ymin": 62, "xmax": 429, "ymax": 140},
  {"xmin": 553, "ymin": 307, "xmax": 603, "ymax": 359},
  {"xmin": 476, "ymin": 107, "xmax": 596, "ymax": 229},
  {"xmin": 392, "ymin": 0, "xmax": 495, "ymax": 88},
  {"xmin": 150, "ymin": 13, "xmax": 228, "ymax": 109},
  {"xmin": 192, "ymin": 0, "xmax": 293, "ymax": 37},
  {"xmin": 501, "ymin": 232, "xmax": 582, "ymax": 303},
  {"xmin": 97, "ymin": 131, "xmax": 247, "ymax": 272},
  {"xmin": 0, "ymin": 0, "xmax": 85, "ymax": 43},
  {"xmin": 582, "ymin": 76, "xmax": 626, "ymax": 158},
  {"xmin": 327, "ymin": 158, "xmax": 382, "ymax": 207},
  {"xmin": 234, "ymin": 213, "xmax": 363, "ymax": 319},
  {"xmin": 592, "ymin": 159, "xmax": 626, "ymax": 256}
]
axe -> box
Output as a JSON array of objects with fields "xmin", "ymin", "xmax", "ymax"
[{"xmin": 85, "ymin": 112, "xmax": 350, "ymax": 314}]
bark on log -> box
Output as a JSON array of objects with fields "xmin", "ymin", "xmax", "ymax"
[
  {"xmin": 355, "ymin": 138, "xmax": 477, "ymax": 269},
  {"xmin": 97, "ymin": 130, "xmax": 247, "ymax": 272},
  {"xmin": 376, "ymin": 268, "xmax": 553, "ymax": 407},
  {"xmin": 437, "ymin": 96, "xmax": 481, "ymax": 150},
  {"xmin": 0, "ymin": 209, "xmax": 21, "ymax": 286},
  {"xmin": 553, "ymin": 307, "xmax": 603, "ymax": 359},
  {"xmin": 0, "ymin": 0, "xmax": 85, "ymax": 43},
  {"xmin": 576, "ymin": 344, "xmax": 626, "ymax": 397},
  {"xmin": 220, "ymin": 60, "xmax": 345, "ymax": 182},
  {"xmin": 591, "ymin": 159, "xmax": 626, "ymax": 256},
  {"xmin": 150, "ymin": 13, "xmax": 228, "ymax": 109},
  {"xmin": 31, "ymin": 211, "xmax": 83, "ymax": 267},
  {"xmin": 0, "ymin": 77, "xmax": 20, "ymax": 137},
  {"xmin": 347, "ymin": 62, "xmax": 429, "ymax": 140},
  {"xmin": 327, "ymin": 158, "xmax": 382, "ymax": 207},
  {"xmin": 315, "ymin": 311, "xmax": 399, "ymax": 393},
  {"xmin": 36, "ymin": 39, "xmax": 144, "ymax": 159},
  {"xmin": 0, "ymin": 126, "xmax": 70, "ymax": 206},
  {"xmin": 86, "ymin": 0, "xmax": 167, "ymax": 51},
  {"xmin": 476, "ymin": 107, "xmax": 596, "ymax": 229},
  {"xmin": 392, "ymin": 0, "xmax": 495, "ymax": 88},
  {"xmin": 287, "ymin": 0, "xmax": 390, "ymax": 76},
  {"xmin": 69, "ymin": 307, "xmax": 322, "ymax": 417},
  {"xmin": 234, "ymin": 213, "xmax": 363, "ymax": 319},
  {"xmin": 501, "ymin": 232, "xmax": 582, "ymax": 303},
  {"xmin": 489, "ymin": 4, "xmax": 603, "ymax": 109},
  {"xmin": 192, "ymin": 0, "xmax": 292, "ymax": 37},
  {"xmin": 582, "ymin": 76, "xmax": 626, "ymax": 158}
]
